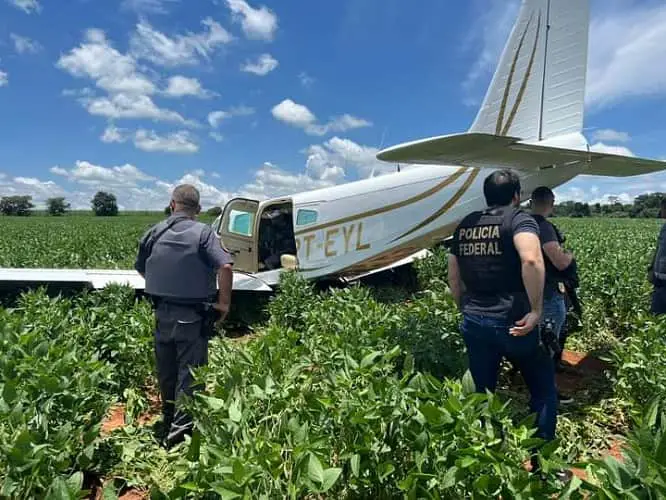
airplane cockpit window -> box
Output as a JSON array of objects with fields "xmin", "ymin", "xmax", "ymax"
[
  {"xmin": 228, "ymin": 209, "xmax": 255, "ymax": 237},
  {"xmin": 296, "ymin": 209, "xmax": 318, "ymax": 226}
]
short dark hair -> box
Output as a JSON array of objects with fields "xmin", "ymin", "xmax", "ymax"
[
  {"xmin": 483, "ymin": 170, "xmax": 521, "ymax": 207},
  {"xmin": 531, "ymin": 186, "xmax": 555, "ymax": 205}
]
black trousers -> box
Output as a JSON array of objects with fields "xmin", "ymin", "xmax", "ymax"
[
  {"xmin": 154, "ymin": 301, "xmax": 208, "ymax": 441},
  {"xmin": 652, "ymin": 286, "xmax": 666, "ymax": 316}
]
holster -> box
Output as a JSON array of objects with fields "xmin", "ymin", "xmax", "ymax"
[{"xmin": 195, "ymin": 302, "xmax": 222, "ymax": 338}]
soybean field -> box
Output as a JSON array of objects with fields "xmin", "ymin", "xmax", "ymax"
[{"xmin": 1, "ymin": 215, "xmax": 665, "ymax": 499}]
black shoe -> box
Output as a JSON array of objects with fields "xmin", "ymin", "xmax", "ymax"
[{"xmin": 558, "ymin": 392, "xmax": 574, "ymax": 404}]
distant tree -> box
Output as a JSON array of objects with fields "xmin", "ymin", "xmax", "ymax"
[
  {"xmin": 46, "ymin": 197, "xmax": 71, "ymax": 216},
  {"xmin": 164, "ymin": 206, "xmax": 171, "ymax": 216},
  {"xmin": 91, "ymin": 191, "xmax": 118, "ymax": 216},
  {"xmin": 207, "ymin": 206, "xmax": 222, "ymax": 217},
  {"xmin": 0, "ymin": 195, "xmax": 35, "ymax": 216}
]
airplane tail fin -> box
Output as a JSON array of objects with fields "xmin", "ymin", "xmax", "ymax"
[{"xmin": 469, "ymin": 0, "xmax": 589, "ymax": 142}]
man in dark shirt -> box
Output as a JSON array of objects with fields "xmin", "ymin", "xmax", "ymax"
[
  {"xmin": 448, "ymin": 170, "xmax": 560, "ymax": 475},
  {"xmin": 648, "ymin": 198, "xmax": 666, "ymax": 315},
  {"xmin": 530, "ymin": 187, "xmax": 575, "ymax": 404},
  {"xmin": 135, "ymin": 184, "xmax": 233, "ymax": 448}
]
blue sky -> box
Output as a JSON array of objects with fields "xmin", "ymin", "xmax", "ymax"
[{"xmin": 0, "ymin": 0, "xmax": 665, "ymax": 210}]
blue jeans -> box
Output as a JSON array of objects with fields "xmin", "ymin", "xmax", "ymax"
[
  {"xmin": 543, "ymin": 292, "xmax": 566, "ymax": 340},
  {"xmin": 461, "ymin": 312, "xmax": 558, "ymax": 441}
]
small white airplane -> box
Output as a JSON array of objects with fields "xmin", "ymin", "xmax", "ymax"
[{"xmin": 1, "ymin": 0, "xmax": 665, "ymax": 294}]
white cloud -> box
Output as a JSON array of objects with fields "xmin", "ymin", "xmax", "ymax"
[
  {"xmin": 164, "ymin": 75, "xmax": 213, "ymax": 98},
  {"xmin": 241, "ymin": 53, "xmax": 278, "ymax": 76},
  {"xmin": 0, "ymin": 70, "xmax": 7, "ymax": 87},
  {"xmin": 130, "ymin": 18, "xmax": 232, "ymax": 67},
  {"xmin": 271, "ymin": 99, "xmax": 372, "ymax": 136},
  {"xmin": 83, "ymin": 93, "xmax": 193, "ymax": 125},
  {"xmin": 226, "ymin": 0, "xmax": 278, "ymax": 41},
  {"xmin": 121, "ymin": 0, "xmax": 179, "ymax": 14},
  {"xmin": 134, "ymin": 129, "xmax": 199, "ymax": 153},
  {"xmin": 0, "ymin": 174, "xmax": 65, "ymax": 207},
  {"xmin": 299, "ymin": 71, "xmax": 314, "ymax": 88},
  {"xmin": 208, "ymin": 106, "xmax": 255, "ymax": 128},
  {"xmin": 57, "ymin": 29, "xmax": 156, "ymax": 96},
  {"xmin": 271, "ymin": 99, "xmax": 316, "ymax": 127},
  {"xmin": 10, "ymin": 34, "xmax": 42, "ymax": 54},
  {"xmin": 101, "ymin": 124, "xmax": 129, "ymax": 143},
  {"xmin": 589, "ymin": 142, "xmax": 634, "ymax": 157},
  {"xmin": 210, "ymin": 132, "xmax": 225, "ymax": 142},
  {"xmin": 587, "ymin": 3, "xmax": 666, "ymax": 108},
  {"xmin": 240, "ymin": 162, "xmax": 338, "ymax": 200},
  {"xmin": 7, "ymin": 0, "xmax": 41, "ymax": 14},
  {"xmin": 51, "ymin": 161, "xmax": 155, "ymax": 187},
  {"xmin": 591, "ymin": 129, "xmax": 630, "ymax": 143},
  {"xmin": 100, "ymin": 125, "xmax": 199, "ymax": 153},
  {"xmin": 306, "ymin": 136, "xmax": 394, "ymax": 179},
  {"xmin": 208, "ymin": 110, "xmax": 231, "ymax": 128}
]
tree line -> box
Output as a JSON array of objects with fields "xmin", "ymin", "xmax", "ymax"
[
  {"xmin": 1, "ymin": 192, "xmax": 224, "ymax": 217},
  {"xmin": 0, "ymin": 192, "xmax": 118, "ymax": 217},
  {"xmin": 553, "ymin": 193, "xmax": 666, "ymax": 218}
]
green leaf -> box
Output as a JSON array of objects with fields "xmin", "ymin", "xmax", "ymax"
[
  {"xmin": 351, "ymin": 454, "xmax": 360, "ymax": 477},
  {"xmin": 66, "ymin": 472, "xmax": 83, "ymax": 492},
  {"xmin": 229, "ymin": 400, "xmax": 242, "ymax": 422},
  {"xmin": 200, "ymin": 395, "xmax": 225, "ymax": 411},
  {"xmin": 308, "ymin": 453, "xmax": 325, "ymax": 484},
  {"xmin": 210, "ymin": 485, "xmax": 242, "ymax": 500},
  {"xmin": 44, "ymin": 478, "xmax": 71, "ymax": 500},
  {"xmin": 187, "ymin": 429, "xmax": 201, "ymax": 462},
  {"xmin": 321, "ymin": 468, "xmax": 342, "ymax": 492},
  {"xmin": 360, "ymin": 351, "xmax": 382, "ymax": 369},
  {"xmin": 462, "ymin": 370, "xmax": 476, "ymax": 394}
]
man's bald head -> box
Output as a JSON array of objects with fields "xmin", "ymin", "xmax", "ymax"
[{"xmin": 170, "ymin": 184, "xmax": 201, "ymax": 216}]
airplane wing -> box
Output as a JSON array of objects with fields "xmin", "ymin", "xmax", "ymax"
[
  {"xmin": 376, "ymin": 132, "xmax": 666, "ymax": 177},
  {"xmin": 0, "ymin": 268, "xmax": 273, "ymax": 292}
]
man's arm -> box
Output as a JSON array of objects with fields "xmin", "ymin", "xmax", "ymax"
[
  {"xmin": 201, "ymin": 227, "xmax": 234, "ymax": 320},
  {"xmin": 510, "ymin": 231, "xmax": 545, "ymax": 336},
  {"xmin": 216, "ymin": 264, "xmax": 233, "ymax": 319},
  {"xmin": 134, "ymin": 227, "xmax": 154, "ymax": 278},
  {"xmin": 447, "ymin": 254, "xmax": 464, "ymax": 308},
  {"xmin": 542, "ymin": 241, "xmax": 573, "ymax": 271}
]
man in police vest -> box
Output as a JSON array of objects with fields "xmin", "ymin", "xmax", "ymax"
[
  {"xmin": 135, "ymin": 184, "xmax": 233, "ymax": 448},
  {"xmin": 530, "ymin": 186, "xmax": 575, "ymax": 404},
  {"xmin": 648, "ymin": 197, "xmax": 666, "ymax": 315},
  {"xmin": 448, "ymin": 169, "xmax": 558, "ymax": 472}
]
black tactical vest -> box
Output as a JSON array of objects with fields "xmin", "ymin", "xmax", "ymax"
[
  {"xmin": 454, "ymin": 206, "xmax": 529, "ymax": 320},
  {"xmin": 144, "ymin": 217, "xmax": 217, "ymax": 302}
]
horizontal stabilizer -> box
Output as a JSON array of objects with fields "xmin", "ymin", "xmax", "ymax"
[
  {"xmin": 0, "ymin": 268, "xmax": 274, "ymax": 292},
  {"xmin": 376, "ymin": 132, "xmax": 666, "ymax": 178}
]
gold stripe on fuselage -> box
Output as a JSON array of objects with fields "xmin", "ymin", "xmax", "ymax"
[
  {"xmin": 391, "ymin": 167, "xmax": 480, "ymax": 243},
  {"xmin": 293, "ymin": 167, "xmax": 469, "ymax": 237}
]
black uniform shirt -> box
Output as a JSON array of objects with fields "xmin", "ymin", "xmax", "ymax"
[
  {"xmin": 451, "ymin": 209, "xmax": 539, "ymax": 318},
  {"xmin": 534, "ymin": 215, "xmax": 561, "ymax": 296}
]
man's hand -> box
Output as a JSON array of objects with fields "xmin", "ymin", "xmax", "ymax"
[
  {"xmin": 213, "ymin": 301, "xmax": 230, "ymax": 322},
  {"xmin": 510, "ymin": 310, "xmax": 541, "ymax": 336}
]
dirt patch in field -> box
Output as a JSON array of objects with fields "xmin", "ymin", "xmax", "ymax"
[
  {"xmin": 570, "ymin": 436, "xmax": 626, "ymax": 482},
  {"xmin": 101, "ymin": 403, "xmax": 126, "ymax": 436},
  {"xmin": 100, "ymin": 391, "xmax": 162, "ymax": 436},
  {"xmin": 554, "ymin": 349, "xmax": 612, "ymax": 396}
]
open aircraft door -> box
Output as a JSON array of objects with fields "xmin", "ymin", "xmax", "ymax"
[{"xmin": 218, "ymin": 198, "xmax": 260, "ymax": 273}]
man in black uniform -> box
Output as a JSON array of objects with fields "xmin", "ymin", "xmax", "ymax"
[
  {"xmin": 648, "ymin": 198, "xmax": 666, "ymax": 315},
  {"xmin": 530, "ymin": 186, "xmax": 575, "ymax": 404},
  {"xmin": 135, "ymin": 184, "xmax": 233, "ymax": 447},
  {"xmin": 448, "ymin": 170, "xmax": 558, "ymax": 471}
]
